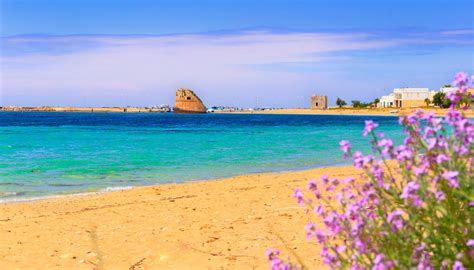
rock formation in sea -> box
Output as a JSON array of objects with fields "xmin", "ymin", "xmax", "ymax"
[{"xmin": 174, "ymin": 88, "xmax": 206, "ymax": 113}]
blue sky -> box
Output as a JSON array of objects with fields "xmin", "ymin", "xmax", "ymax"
[{"xmin": 1, "ymin": 0, "xmax": 473, "ymax": 107}]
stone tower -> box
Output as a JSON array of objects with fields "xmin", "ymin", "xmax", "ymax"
[
  {"xmin": 174, "ymin": 88, "xmax": 206, "ymax": 113},
  {"xmin": 310, "ymin": 95, "xmax": 328, "ymax": 109}
]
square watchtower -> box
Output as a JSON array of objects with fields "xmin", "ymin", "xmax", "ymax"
[{"xmin": 310, "ymin": 95, "xmax": 328, "ymax": 109}]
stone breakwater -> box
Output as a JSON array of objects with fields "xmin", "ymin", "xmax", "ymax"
[
  {"xmin": 0, "ymin": 106, "xmax": 171, "ymax": 113},
  {"xmin": 174, "ymin": 88, "xmax": 207, "ymax": 113}
]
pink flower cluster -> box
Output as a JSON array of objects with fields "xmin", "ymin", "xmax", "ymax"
[{"xmin": 267, "ymin": 72, "xmax": 474, "ymax": 269}]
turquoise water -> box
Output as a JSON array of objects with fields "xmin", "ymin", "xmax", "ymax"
[{"xmin": 0, "ymin": 112, "xmax": 404, "ymax": 200}]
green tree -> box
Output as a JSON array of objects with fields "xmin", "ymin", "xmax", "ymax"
[
  {"xmin": 442, "ymin": 98, "xmax": 452, "ymax": 108},
  {"xmin": 432, "ymin": 92, "xmax": 452, "ymax": 108},
  {"xmin": 336, "ymin": 98, "xmax": 347, "ymax": 108},
  {"xmin": 351, "ymin": 100, "xmax": 361, "ymax": 108},
  {"xmin": 432, "ymin": 92, "xmax": 445, "ymax": 107},
  {"xmin": 424, "ymin": 98, "xmax": 431, "ymax": 107},
  {"xmin": 374, "ymin": 98, "xmax": 380, "ymax": 105}
]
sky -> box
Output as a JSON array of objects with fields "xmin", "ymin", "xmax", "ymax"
[{"xmin": 1, "ymin": 0, "xmax": 473, "ymax": 107}]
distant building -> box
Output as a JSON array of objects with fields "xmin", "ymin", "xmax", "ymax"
[
  {"xmin": 310, "ymin": 95, "xmax": 328, "ymax": 109},
  {"xmin": 379, "ymin": 94, "xmax": 395, "ymax": 108},
  {"xmin": 377, "ymin": 87, "xmax": 433, "ymax": 108},
  {"xmin": 392, "ymin": 88, "xmax": 430, "ymax": 108},
  {"xmin": 440, "ymin": 87, "xmax": 458, "ymax": 94}
]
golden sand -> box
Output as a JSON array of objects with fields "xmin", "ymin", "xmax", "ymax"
[
  {"xmin": 0, "ymin": 166, "xmax": 365, "ymax": 269},
  {"xmin": 216, "ymin": 108, "xmax": 474, "ymax": 117}
]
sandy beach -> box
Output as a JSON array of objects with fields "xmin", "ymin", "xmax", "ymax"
[
  {"xmin": 0, "ymin": 165, "xmax": 363, "ymax": 269},
  {"xmin": 216, "ymin": 108, "xmax": 474, "ymax": 117}
]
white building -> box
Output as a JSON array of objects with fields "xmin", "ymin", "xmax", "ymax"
[
  {"xmin": 379, "ymin": 94, "xmax": 395, "ymax": 108},
  {"xmin": 440, "ymin": 87, "xmax": 458, "ymax": 94},
  {"xmin": 392, "ymin": 88, "xmax": 430, "ymax": 108},
  {"xmin": 378, "ymin": 88, "xmax": 431, "ymax": 108}
]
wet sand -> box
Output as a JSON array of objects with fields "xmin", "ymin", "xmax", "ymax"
[{"xmin": 0, "ymin": 165, "xmax": 362, "ymax": 269}]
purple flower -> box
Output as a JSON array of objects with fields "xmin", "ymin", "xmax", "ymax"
[
  {"xmin": 313, "ymin": 204, "xmax": 324, "ymax": 215},
  {"xmin": 395, "ymin": 145, "xmax": 412, "ymax": 161},
  {"xmin": 387, "ymin": 209, "xmax": 405, "ymax": 231},
  {"xmin": 315, "ymin": 229, "xmax": 325, "ymax": 244},
  {"xmin": 266, "ymin": 248, "xmax": 278, "ymax": 260},
  {"xmin": 304, "ymin": 222, "xmax": 315, "ymax": 240},
  {"xmin": 378, "ymin": 139, "xmax": 393, "ymax": 157},
  {"xmin": 453, "ymin": 71, "xmax": 468, "ymax": 86},
  {"xmin": 293, "ymin": 188, "xmax": 304, "ymax": 205},
  {"xmin": 412, "ymin": 195, "xmax": 424, "ymax": 207},
  {"xmin": 442, "ymin": 171, "xmax": 459, "ymax": 188},
  {"xmin": 434, "ymin": 191, "xmax": 445, "ymax": 201},
  {"xmin": 454, "ymin": 145, "xmax": 470, "ymax": 157},
  {"xmin": 401, "ymin": 181, "xmax": 420, "ymax": 199},
  {"xmin": 436, "ymin": 154, "xmax": 451, "ymax": 164},
  {"xmin": 414, "ymin": 164, "xmax": 428, "ymax": 176},
  {"xmin": 335, "ymin": 244, "xmax": 346, "ymax": 254},
  {"xmin": 354, "ymin": 238, "xmax": 366, "ymax": 253},
  {"xmin": 320, "ymin": 174, "xmax": 329, "ymax": 184},
  {"xmin": 427, "ymin": 138, "xmax": 437, "ymax": 150},
  {"xmin": 340, "ymin": 140, "xmax": 351, "ymax": 153},
  {"xmin": 448, "ymin": 90, "xmax": 462, "ymax": 104},
  {"xmin": 452, "ymin": 261, "xmax": 465, "ymax": 270},
  {"xmin": 353, "ymin": 151, "xmax": 363, "ymax": 169},
  {"xmin": 371, "ymin": 162, "xmax": 385, "ymax": 188},
  {"xmin": 307, "ymin": 180, "xmax": 317, "ymax": 191},
  {"xmin": 336, "ymin": 192, "xmax": 344, "ymax": 203},
  {"xmin": 269, "ymin": 72, "xmax": 474, "ymax": 270},
  {"xmin": 363, "ymin": 120, "xmax": 379, "ymax": 136},
  {"xmin": 372, "ymin": 253, "xmax": 390, "ymax": 270}
]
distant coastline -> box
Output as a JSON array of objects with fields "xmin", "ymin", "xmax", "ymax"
[
  {"xmin": 2, "ymin": 106, "xmax": 472, "ymax": 117},
  {"xmin": 215, "ymin": 107, "xmax": 474, "ymax": 117},
  {"xmin": 0, "ymin": 106, "xmax": 171, "ymax": 113}
]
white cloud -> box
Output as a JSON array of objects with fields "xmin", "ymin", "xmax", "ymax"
[{"xmin": 0, "ymin": 30, "xmax": 470, "ymax": 107}]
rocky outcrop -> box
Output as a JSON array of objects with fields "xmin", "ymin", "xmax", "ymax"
[{"xmin": 174, "ymin": 88, "xmax": 206, "ymax": 113}]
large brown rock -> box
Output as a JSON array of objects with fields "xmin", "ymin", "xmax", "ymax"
[{"xmin": 174, "ymin": 88, "xmax": 206, "ymax": 113}]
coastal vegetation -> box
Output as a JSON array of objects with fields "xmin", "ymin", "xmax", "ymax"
[
  {"xmin": 336, "ymin": 98, "xmax": 347, "ymax": 108},
  {"xmin": 432, "ymin": 92, "xmax": 451, "ymax": 108},
  {"xmin": 351, "ymin": 100, "xmax": 377, "ymax": 109},
  {"xmin": 268, "ymin": 72, "xmax": 474, "ymax": 269}
]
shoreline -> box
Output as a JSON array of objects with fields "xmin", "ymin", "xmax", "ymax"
[
  {"xmin": 0, "ymin": 165, "xmax": 362, "ymax": 269},
  {"xmin": 215, "ymin": 107, "xmax": 474, "ymax": 117},
  {"xmin": 0, "ymin": 186, "xmax": 134, "ymax": 205},
  {"xmin": 0, "ymin": 162, "xmax": 350, "ymax": 205},
  {"xmin": 3, "ymin": 107, "xmax": 473, "ymax": 118}
]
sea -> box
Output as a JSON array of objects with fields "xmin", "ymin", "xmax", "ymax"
[{"xmin": 0, "ymin": 112, "xmax": 405, "ymax": 201}]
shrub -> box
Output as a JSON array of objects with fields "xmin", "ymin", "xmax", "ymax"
[
  {"xmin": 352, "ymin": 100, "xmax": 361, "ymax": 108},
  {"xmin": 337, "ymin": 98, "xmax": 347, "ymax": 108},
  {"xmin": 433, "ymin": 92, "xmax": 452, "ymax": 108},
  {"xmin": 267, "ymin": 72, "xmax": 474, "ymax": 269}
]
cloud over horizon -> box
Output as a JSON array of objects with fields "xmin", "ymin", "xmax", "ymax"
[{"xmin": 1, "ymin": 29, "xmax": 473, "ymax": 107}]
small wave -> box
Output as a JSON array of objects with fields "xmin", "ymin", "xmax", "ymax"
[
  {"xmin": 0, "ymin": 191, "xmax": 20, "ymax": 197},
  {"xmin": 0, "ymin": 182, "xmax": 24, "ymax": 186},
  {"xmin": 113, "ymin": 179, "xmax": 140, "ymax": 183},
  {"xmin": 0, "ymin": 186, "xmax": 134, "ymax": 204},
  {"xmin": 100, "ymin": 186, "xmax": 133, "ymax": 192},
  {"xmin": 48, "ymin": 183, "xmax": 85, "ymax": 187}
]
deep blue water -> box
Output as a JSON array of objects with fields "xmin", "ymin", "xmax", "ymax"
[{"xmin": 0, "ymin": 112, "xmax": 404, "ymax": 200}]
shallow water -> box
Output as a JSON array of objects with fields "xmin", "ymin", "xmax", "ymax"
[{"xmin": 0, "ymin": 112, "xmax": 404, "ymax": 199}]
